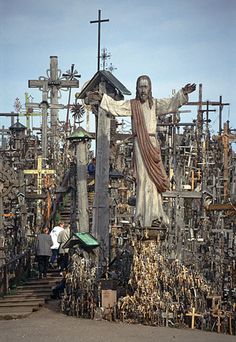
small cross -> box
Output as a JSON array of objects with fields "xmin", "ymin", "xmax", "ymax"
[
  {"xmin": 212, "ymin": 310, "xmax": 225, "ymax": 333},
  {"xmin": 162, "ymin": 307, "xmax": 173, "ymax": 327},
  {"xmin": 90, "ymin": 10, "xmax": 109, "ymax": 71},
  {"xmin": 186, "ymin": 307, "xmax": 203, "ymax": 329},
  {"xmin": 100, "ymin": 48, "xmax": 111, "ymax": 70},
  {"xmin": 226, "ymin": 311, "xmax": 233, "ymax": 335},
  {"xmin": 23, "ymin": 156, "xmax": 55, "ymax": 194},
  {"xmin": 182, "ymin": 266, "xmax": 188, "ymax": 280}
]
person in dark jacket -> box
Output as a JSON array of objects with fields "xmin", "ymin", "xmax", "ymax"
[
  {"xmin": 36, "ymin": 227, "xmax": 53, "ymax": 279},
  {"xmin": 87, "ymin": 158, "xmax": 96, "ymax": 176}
]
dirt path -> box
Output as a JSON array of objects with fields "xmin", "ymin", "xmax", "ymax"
[{"xmin": 0, "ymin": 301, "xmax": 235, "ymax": 342}]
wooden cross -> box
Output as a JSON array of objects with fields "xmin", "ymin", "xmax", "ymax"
[
  {"xmin": 207, "ymin": 295, "xmax": 221, "ymax": 312},
  {"xmin": 23, "ymin": 156, "xmax": 55, "ymax": 194},
  {"xmin": 221, "ymin": 122, "xmax": 236, "ymax": 200},
  {"xmin": 0, "ymin": 180, "xmax": 3, "ymax": 230},
  {"xmin": 90, "ymin": 10, "xmax": 109, "ymax": 71},
  {"xmin": 0, "ymin": 112, "xmax": 18, "ymax": 127},
  {"xmin": 18, "ymin": 93, "xmax": 42, "ymax": 130},
  {"xmin": 212, "ymin": 309, "xmax": 225, "ymax": 333},
  {"xmin": 226, "ymin": 311, "xmax": 233, "ymax": 335},
  {"xmin": 185, "ymin": 307, "xmax": 203, "ymax": 329},
  {"xmin": 28, "ymin": 56, "xmax": 80, "ymax": 146},
  {"xmin": 191, "ymin": 169, "xmax": 202, "ymax": 190},
  {"xmin": 162, "ymin": 307, "xmax": 173, "ymax": 327},
  {"xmin": 182, "ymin": 266, "xmax": 188, "ymax": 280},
  {"xmin": 0, "ymin": 125, "xmax": 9, "ymax": 149}
]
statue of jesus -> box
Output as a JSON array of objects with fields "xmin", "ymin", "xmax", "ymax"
[{"xmin": 90, "ymin": 76, "xmax": 195, "ymax": 228}]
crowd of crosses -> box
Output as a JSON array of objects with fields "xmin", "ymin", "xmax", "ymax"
[{"xmin": 0, "ymin": 52, "xmax": 235, "ymax": 335}]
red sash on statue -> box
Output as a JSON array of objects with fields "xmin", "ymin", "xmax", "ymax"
[{"xmin": 131, "ymin": 99, "xmax": 170, "ymax": 193}]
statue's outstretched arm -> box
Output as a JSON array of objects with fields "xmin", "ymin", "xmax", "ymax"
[{"xmin": 182, "ymin": 83, "xmax": 196, "ymax": 95}]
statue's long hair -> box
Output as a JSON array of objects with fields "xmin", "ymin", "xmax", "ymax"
[{"xmin": 135, "ymin": 75, "xmax": 153, "ymax": 109}]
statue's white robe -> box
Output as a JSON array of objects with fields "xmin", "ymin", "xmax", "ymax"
[{"xmin": 101, "ymin": 90, "xmax": 188, "ymax": 227}]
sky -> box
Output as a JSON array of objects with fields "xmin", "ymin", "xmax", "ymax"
[{"xmin": 0, "ymin": 0, "xmax": 235, "ymax": 137}]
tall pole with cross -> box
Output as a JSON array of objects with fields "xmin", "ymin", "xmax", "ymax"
[
  {"xmin": 28, "ymin": 56, "xmax": 80, "ymax": 162},
  {"xmin": 90, "ymin": 10, "xmax": 109, "ymax": 72}
]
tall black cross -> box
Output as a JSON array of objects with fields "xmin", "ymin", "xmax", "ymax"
[{"xmin": 90, "ymin": 10, "xmax": 109, "ymax": 72}]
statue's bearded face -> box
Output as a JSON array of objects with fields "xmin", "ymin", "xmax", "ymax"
[{"xmin": 137, "ymin": 78, "xmax": 150, "ymax": 103}]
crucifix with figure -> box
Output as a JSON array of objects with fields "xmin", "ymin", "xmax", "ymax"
[
  {"xmin": 24, "ymin": 156, "xmax": 55, "ymax": 226},
  {"xmin": 24, "ymin": 156, "xmax": 55, "ymax": 195}
]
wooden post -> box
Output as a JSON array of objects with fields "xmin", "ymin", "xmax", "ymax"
[
  {"xmin": 222, "ymin": 122, "xmax": 229, "ymax": 201},
  {"xmin": 197, "ymin": 84, "xmax": 203, "ymax": 144},
  {"xmin": 49, "ymin": 56, "xmax": 59, "ymax": 146},
  {"xmin": 3, "ymin": 264, "xmax": 9, "ymax": 294},
  {"xmin": 0, "ymin": 181, "xmax": 4, "ymax": 268},
  {"xmin": 75, "ymin": 141, "xmax": 89, "ymax": 232},
  {"xmin": 212, "ymin": 122, "xmax": 236, "ymax": 202},
  {"xmin": 93, "ymin": 82, "xmax": 111, "ymax": 267},
  {"xmin": 67, "ymin": 128, "xmax": 93, "ymax": 232},
  {"xmin": 0, "ymin": 178, "xmax": 4, "ymax": 232},
  {"xmin": 227, "ymin": 312, "xmax": 233, "ymax": 335},
  {"xmin": 219, "ymin": 95, "xmax": 223, "ymax": 135},
  {"xmin": 41, "ymin": 83, "xmax": 49, "ymax": 164}
]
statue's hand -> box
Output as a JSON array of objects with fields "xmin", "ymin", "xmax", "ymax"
[
  {"xmin": 84, "ymin": 91, "xmax": 103, "ymax": 105},
  {"xmin": 182, "ymin": 83, "xmax": 196, "ymax": 95}
]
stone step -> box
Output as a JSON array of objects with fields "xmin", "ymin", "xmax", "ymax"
[
  {"xmin": 20, "ymin": 279, "xmax": 53, "ymax": 284},
  {"xmin": 47, "ymin": 271, "xmax": 62, "ymax": 277},
  {"xmin": 0, "ymin": 305, "xmax": 39, "ymax": 313},
  {"xmin": 17, "ymin": 284, "xmax": 52, "ymax": 290},
  {"xmin": 2, "ymin": 294, "xmax": 47, "ymax": 300},
  {"xmin": 16, "ymin": 289, "xmax": 52, "ymax": 294},
  {"xmin": 0, "ymin": 297, "xmax": 45, "ymax": 304},
  {"xmin": 12, "ymin": 292, "xmax": 51, "ymax": 299},
  {"xmin": 0, "ymin": 300, "xmax": 44, "ymax": 307},
  {"xmin": 0, "ymin": 271, "xmax": 60, "ymax": 320},
  {"xmin": 0, "ymin": 310, "xmax": 32, "ymax": 320},
  {"xmin": 24, "ymin": 279, "xmax": 50, "ymax": 285},
  {"xmin": 24, "ymin": 277, "xmax": 61, "ymax": 285},
  {"xmin": 14, "ymin": 291, "xmax": 51, "ymax": 299}
]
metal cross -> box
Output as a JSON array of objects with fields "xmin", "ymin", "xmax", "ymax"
[
  {"xmin": 90, "ymin": 10, "xmax": 109, "ymax": 71},
  {"xmin": 62, "ymin": 64, "xmax": 81, "ymax": 130}
]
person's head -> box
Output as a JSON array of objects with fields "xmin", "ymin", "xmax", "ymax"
[
  {"xmin": 59, "ymin": 222, "xmax": 65, "ymax": 228},
  {"xmin": 136, "ymin": 75, "xmax": 153, "ymax": 108},
  {"xmin": 43, "ymin": 227, "xmax": 49, "ymax": 234},
  {"xmin": 92, "ymin": 158, "xmax": 96, "ymax": 164}
]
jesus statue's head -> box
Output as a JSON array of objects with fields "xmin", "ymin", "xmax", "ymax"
[{"xmin": 135, "ymin": 75, "xmax": 153, "ymax": 109}]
